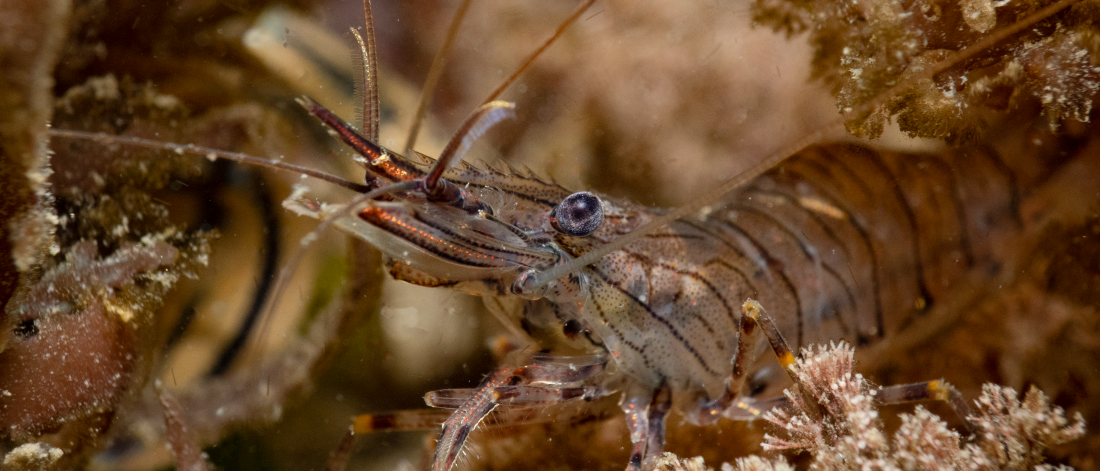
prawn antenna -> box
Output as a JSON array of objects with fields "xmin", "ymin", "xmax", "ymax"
[
  {"xmin": 404, "ymin": 0, "xmax": 596, "ymax": 155},
  {"xmin": 252, "ymin": 178, "xmax": 419, "ymax": 360},
  {"xmin": 47, "ymin": 129, "xmax": 372, "ymax": 193},
  {"xmin": 404, "ymin": 0, "xmax": 474, "ymax": 154},
  {"xmin": 478, "ymin": 0, "xmax": 596, "ymax": 107}
]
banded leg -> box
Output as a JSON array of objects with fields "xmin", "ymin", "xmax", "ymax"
[
  {"xmin": 645, "ymin": 386, "xmax": 673, "ymax": 465},
  {"xmin": 432, "ymin": 366, "xmax": 517, "ymax": 471},
  {"xmin": 425, "ymin": 353, "xmax": 607, "ymax": 408},
  {"xmin": 722, "ymin": 396, "xmax": 791, "ymax": 420},
  {"xmin": 876, "ymin": 380, "xmax": 974, "ymax": 432},
  {"xmin": 426, "ymin": 385, "xmax": 602, "ymax": 408},
  {"xmin": 742, "ymin": 299, "xmax": 824, "ymax": 422},
  {"xmin": 622, "ymin": 384, "xmax": 673, "ymax": 471},
  {"xmin": 692, "ymin": 305, "xmax": 761, "ymax": 425},
  {"xmin": 516, "ymin": 352, "xmax": 608, "ymax": 383},
  {"xmin": 429, "ymin": 354, "xmax": 609, "ymax": 471},
  {"xmin": 353, "ymin": 409, "xmax": 455, "ymax": 433},
  {"xmin": 622, "ymin": 394, "xmax": 649, "ymax": 471},
  {"xmin": 325, "ymin": 427, "xmax": 357, "ymax": 471},
  {"xmin": 351, "ymin": 396, "xmax": 620, "ymax": 434},
  {"xmin": 742, "ymin": 299, "xmax": 973, "ymax": 430}
]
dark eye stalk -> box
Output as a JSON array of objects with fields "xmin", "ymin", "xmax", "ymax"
[{"xmin": 551, "ymin": 191, "xmax": 603, "ymax": 236}]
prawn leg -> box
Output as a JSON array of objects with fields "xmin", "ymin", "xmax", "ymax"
[
  {"xmin": 622, "ymin": 384, "xmax": 673, "ymax": 471},
  {"xmin": 430, "ymin": 366, "xmax": 515, "ymax": 471},
  {"xmin": 875, "ymin": 380, "xmax": 974, "ymax": 433},
  {"xmin": 424, "ymin": 352, "xmax": 609, "ymax": 407},
  {"xmin": 427, "ymin": 354, "xmax": 609, "ymax": 471},
  {"xmin": 424, "ymin": 385, "xmax": 603, "ymax": 409},
  {"xmin": 692, "ymin": 303, "xmax": 762, "ymax": 425},
  {"xmin": 353, "ymin": 409, "xmax": 455, "ymax": 433},
  {"xmin": 730, "ymin": 299, "xmax": 973, "ymax": 429},
  {"xmin": 353, "ymin": 391, "xmax": 618, "ymax": 433}
]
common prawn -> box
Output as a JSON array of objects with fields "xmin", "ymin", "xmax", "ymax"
[{"xmin": 2, "ymin": 0, "xmax": 1097, "ymax": 469}]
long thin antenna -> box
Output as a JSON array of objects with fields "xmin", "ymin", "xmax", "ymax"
[
  {"xmin": 406, "ymin": 0, "xmax": 594, "ymax": 169},
  {"xmin": 247, "ymin": 180, "xmax": 420, "ymax": 364},
  {"xmin": 479, "ymin": 0, "xmax": 595, "ymax": 106},
  {"xmin": 48, "ymin": 129, "xmax": 371, "ymax": 192},
  {"xmin": 403, "ymin": 0, "xmax": 474, "ymax": 154},
  {"xmin": 527, "ymin": 0, "xmax": 1085, "ymax": 292}
]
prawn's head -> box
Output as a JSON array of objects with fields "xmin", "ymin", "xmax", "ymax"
[
  {"xmin": 297, "ymin": 96, "xmax": 628, "ymax": 296},
  {"xmin": 326, "ymin": 161, "xmax": 625, "ymax": 298}
]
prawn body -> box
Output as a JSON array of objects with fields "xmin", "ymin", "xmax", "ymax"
[
  {"xmin": 311, "ymin": 83, "xmax": 1022, "ymax": 392},
  {"xmin": 305, "ymin": 92, "xmax": 1024, "ymax": 469}
]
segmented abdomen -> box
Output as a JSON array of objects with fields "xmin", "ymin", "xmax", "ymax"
[
  {"xmin": 720, "ymin": 143, "xmax": 1020, "ymax": 347},
  {"xmin": 583, "ymin": 143, "xmax": 1022, "ymax": 396}
]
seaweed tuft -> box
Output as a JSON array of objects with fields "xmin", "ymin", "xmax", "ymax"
[{"xmin": 754, "ymin": 0, "xmax": 1100, "ymax": 140}]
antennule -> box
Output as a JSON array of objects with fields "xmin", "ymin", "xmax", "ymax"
[
  {"xmin": 351, "ymin": 0, "xmax": 380, "ymax": 141},
  {"xmin": 424, "ymin": 101, "xmax": 516, "ymax": 194},
  {"xmin": 48, "ymin": 129, "xmax": 371, "ymax": 192}
]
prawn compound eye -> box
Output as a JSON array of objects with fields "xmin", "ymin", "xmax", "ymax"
[{"xmin": 550, "ymin": 191, "xmax": 603, "ymax": 236}]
